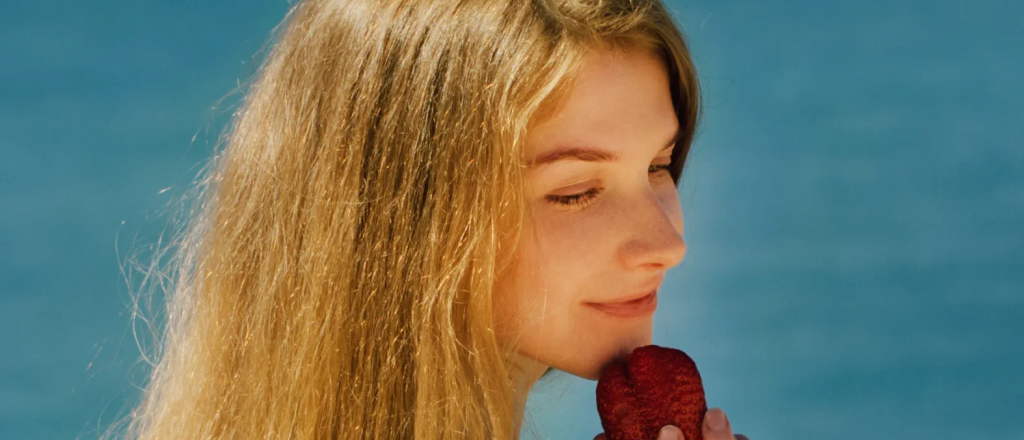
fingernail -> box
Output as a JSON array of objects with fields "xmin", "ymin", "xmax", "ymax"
[
  {"xmin": 659, "ymin": 425, "xmax": 683, "ymax": 440},
  {"xmin": 706, "ymin": 409, "xmax": 727, "ymax": 431}
]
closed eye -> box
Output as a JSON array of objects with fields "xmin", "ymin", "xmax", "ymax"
[
  {"xmin": 546, "ymin": 187, "xmax": 603, "ymax": 208},
  {"xmin": 546, "ymin": 163, "xmax": 674, "ymax": 208}
]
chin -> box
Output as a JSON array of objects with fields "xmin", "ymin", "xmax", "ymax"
[{"xmin": 547, "ymin": 331, "xmax": 654, "ymax": 381}]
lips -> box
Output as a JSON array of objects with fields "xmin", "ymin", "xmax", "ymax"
[{"xmin": 585, "ymin": 289, "xmax": 658, "ymax": 318}]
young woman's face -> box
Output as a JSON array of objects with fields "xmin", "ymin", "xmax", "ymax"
[{"xmin": 494, "ymin": 47, "xmax": 687, "ymax": 381}]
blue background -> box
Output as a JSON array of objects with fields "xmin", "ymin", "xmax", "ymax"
[{"xmin": 2, "ymin": 1, "xmax": 1021, "ymax": 439}]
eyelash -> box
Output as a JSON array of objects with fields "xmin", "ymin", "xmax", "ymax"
[{"xmin": 546, "ymin": 164, "xmax": 673, "ymax": 208}]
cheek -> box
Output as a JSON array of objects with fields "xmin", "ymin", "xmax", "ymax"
[
  {"xmin": 491, "ymin": 212, "xmax": 601, "ymax": 346},
  {"xmin": 657, "ymin": 184, "xmax": 684, "ymax": 236},
  {"xmin": 536, "ymin": 215, "xmax": 599, "ymax": 265},
  {"xmin": 499, "ymin": 223, "xmax": 587, "ymax": 319},
  {"xmin": 494, "ymin": 208, "xmax": 655, "ymax": 379}
]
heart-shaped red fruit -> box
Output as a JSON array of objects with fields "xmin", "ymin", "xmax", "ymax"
[{"xmin": 596, "ymin": 345, "xmax": 707, "ymax": 440}]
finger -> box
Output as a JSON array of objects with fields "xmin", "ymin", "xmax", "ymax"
[
  {"xmin": 702, "ymin": 407, "xmax": 734, "ymax": 440},
  {"xmin": 593, "ymin": 433, "xmax": 607, "ymax": 440},
  {"xmin": 658, "ymin": 425, "xmax": 684, "ymax": 440},
  {"xmin": 734, "ymin": 434, "xmax": 750, "ymax": 440}
]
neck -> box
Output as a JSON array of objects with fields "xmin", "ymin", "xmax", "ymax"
[{"xmin": 509, "ymin": 353, "xmax": 550, "ymax": 440}]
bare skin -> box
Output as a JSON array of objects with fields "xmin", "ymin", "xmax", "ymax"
[{"xmin": 494, "ymin": 46, "xmax": 750, "ymax": 440}]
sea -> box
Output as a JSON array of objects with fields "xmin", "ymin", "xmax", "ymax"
[{"xmin": 1, "ymin": 1, "xmax": 1021, "ymax": 439}]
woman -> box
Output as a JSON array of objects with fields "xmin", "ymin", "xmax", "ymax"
[{"xmin": 119, "ymin": 0, "xmax": 746, "ymax": 439}]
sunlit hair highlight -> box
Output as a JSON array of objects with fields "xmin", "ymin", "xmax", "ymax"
[{"xmin": 113, "ymin": 0, "xmax": 700, "ymax": 439}]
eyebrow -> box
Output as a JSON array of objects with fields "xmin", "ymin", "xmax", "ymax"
[{"xmin": 528, "ymin": 128, "xmax": 681, "ymax": 168}]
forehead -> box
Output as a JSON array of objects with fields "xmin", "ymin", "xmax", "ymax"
[{"xmin": 525, "ymin": 47, "xmax": 678, "ymax": 158}]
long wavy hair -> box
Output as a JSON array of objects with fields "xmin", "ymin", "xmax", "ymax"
[{"xmin": 115, "ymin": 0, "xmax": 700, "ymax": 438}]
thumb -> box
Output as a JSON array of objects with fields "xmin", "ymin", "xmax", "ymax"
[{"xmin": 658, "ymin": 425, "xmax": 685, "ymax": 440}]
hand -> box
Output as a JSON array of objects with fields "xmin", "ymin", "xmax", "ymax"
[{"xmin": 592, "ymin": 407, "xmax": 749, "ymax": 440}]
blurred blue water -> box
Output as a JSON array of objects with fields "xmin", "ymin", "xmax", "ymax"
[{"xmin": 1, "ymin": 1, "xmax": 1021, "ymax": 439}]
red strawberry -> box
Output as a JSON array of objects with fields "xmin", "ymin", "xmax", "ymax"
[{"xmin": 596, "ymin": 345, "xmax": 707, "ymax": 440}]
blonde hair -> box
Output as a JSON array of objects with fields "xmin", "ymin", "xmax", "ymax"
[{"xmin": 115, "ymin": 0, "xmax": 699, "ymax": 439}]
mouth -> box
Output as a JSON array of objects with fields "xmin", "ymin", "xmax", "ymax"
[{"xmin": 584, "ymin": 289, "xmax": 658, "ymax": 319}]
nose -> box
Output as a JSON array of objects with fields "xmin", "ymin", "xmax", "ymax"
[{"xmin": 616, "ymin": 188, "xmax": 687, "ymax": 271}]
